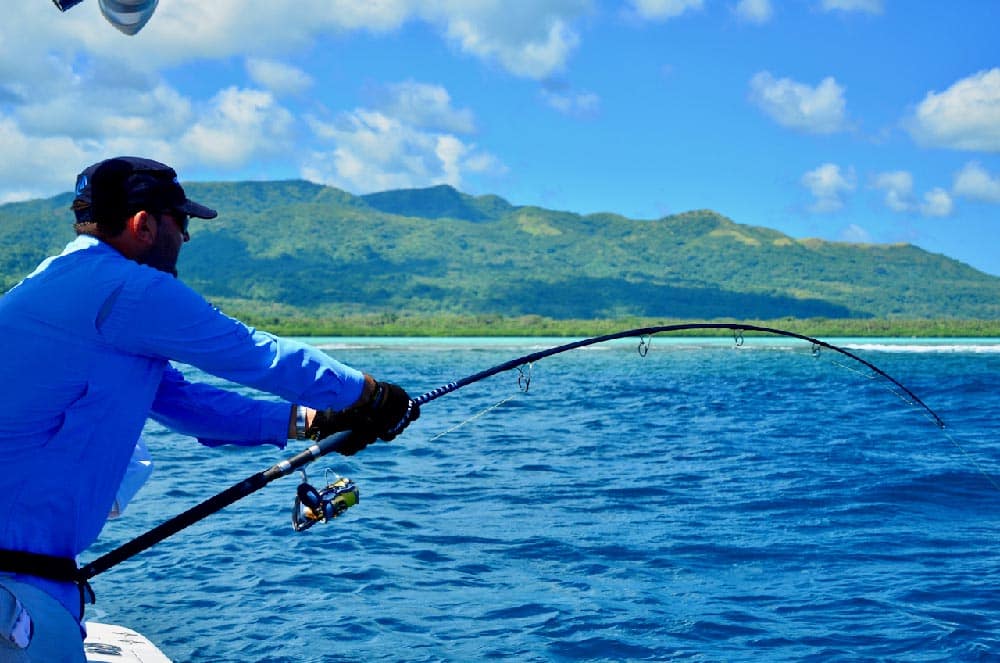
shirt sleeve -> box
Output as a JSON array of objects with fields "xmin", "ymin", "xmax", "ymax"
[
  {"xmin": 150, "ymin": 364, "xmax": 291, "ymax": 448},
  {"xmin": 98, "ymin": 268, "xmax": 366, "ymax": 412}
]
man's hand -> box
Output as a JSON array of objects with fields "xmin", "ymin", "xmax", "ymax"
[{"xmin": 306, "ymin": 380, "xmax": 420, "ymax": 450}]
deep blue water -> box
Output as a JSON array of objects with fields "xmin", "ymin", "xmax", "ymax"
[{"xmin": 85, "ymin": 337, "xmax": 1000, "ymax": 662}]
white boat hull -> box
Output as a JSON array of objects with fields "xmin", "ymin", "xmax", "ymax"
[{"xmin": 84, "ymin": 622, "xmax": 172, "ymax": 663}]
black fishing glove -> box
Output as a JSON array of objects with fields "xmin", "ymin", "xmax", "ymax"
[{"xmin": 306, "ymin": 380, "xmax": 420, "ymax": 453}]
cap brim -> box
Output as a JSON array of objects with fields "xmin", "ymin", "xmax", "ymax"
[{"xmin": 179, "ymin": 199, "xmax": 217, "ymax": 219}]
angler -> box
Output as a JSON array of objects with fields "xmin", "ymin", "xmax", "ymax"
[{"xmin": 0, "ymin": 156, "xmax": 419, "ymax": 661}]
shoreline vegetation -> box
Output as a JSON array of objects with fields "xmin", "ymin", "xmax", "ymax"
[{"xmin": 227, "ymin": 310, "xmax": 1000, "ymax": 338}]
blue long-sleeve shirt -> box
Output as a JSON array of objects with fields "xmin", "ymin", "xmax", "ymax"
[{"xmin": 0, "ymin": 235, "xmax": 366, "ymax": 619}]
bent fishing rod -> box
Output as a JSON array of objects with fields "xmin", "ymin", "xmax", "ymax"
[{"xmin": 78, "ymin": 323, "xmax": 943, "ymax": 581}]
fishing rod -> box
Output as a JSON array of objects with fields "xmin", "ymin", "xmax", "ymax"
[
  {"xmin": 412, "ymin": 323, "xmax": 944, "ymax": 427},
  {"xmin": 78, "ymin": 323, "xmax": 943, "ymax": 581}
]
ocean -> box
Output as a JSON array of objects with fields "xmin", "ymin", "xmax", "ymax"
[{"xmin": 84, "ymin": 336, "xmax": 1000, "ymax": 662}]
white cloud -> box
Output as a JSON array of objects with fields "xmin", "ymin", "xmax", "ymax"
[
  {"xmin": 734, "ymin": 0, "xmax": 773, "ymax": 24},
  {"xmin": 819, "ymin": 0, "xmax": 883, "ymax": 13},
  {"xmin": 907, "ymin": 68, "xmax": 1000, "ymax": 152},
  {"xmin": 0, "ymin": 24, "xmax": 201, "ymax": 199},
  {"xmin": 302, "ymin": 84, "xmax": 504, "ymax": 193},
  {"xmin": 540, "ymin": 83, "xmax": 600, "ymax": 117},
  {"xmin": 246, "ymin": 58, "xmax": 313, "ymax": 96},
  {"xmin": 17, "ymin": 77, "xmax": 193, "ymax": 144},
  {"xmin": 749, "ymin": 71, "xmax": 848, "ymax": 134},
  {"xmin": 179, "ymin": 88, "xmax": 296, "ymax": 168},
  {"xmin": 920, "ymin": 188, "xmax": 953, "ymax": 217},
  {"xmin": 629, "ymin": 0, "xmax": 704, "ymax": 20},
  {"xmin": 436, "ymin": 3, "xmax": 587, "ymax": 79},
  {"xmin": 0, "ymin": 56, "xmax": 298, "ymax": 196},
  {"xmin": 93, "ymin": 1, "xmax": 414, "ymax": 67},
  {"xmin": 801, "ymin": 163, "xmax": 856, "ymax": 213},
  {"xmin": 376, "ymin": 81, "xmax": 476, "ymax": 133},
  {"xmin": 872, "ymin": 170, "xmax": 960, "ymax": 216},
  {"xmin": 872, "ymin": 171, "xmax": 914, "ymax": 212},
  {"xmin": 1, "ymin": 4, "xmax": 545, "ymax": 202},
  {"xmin": 12, "ymin": 2, "xmax": 591, "ymax": 81},
  {"xmin": 840, "ymin": 223, "xmax": 873, "ymax": 243},
  {"xmin": 0, "ymin": 116, "xmax": 89, "ymax": 202},
  {"xmin": 953, "ymin": 161, "xmax": 1000, "ymax": 203}
]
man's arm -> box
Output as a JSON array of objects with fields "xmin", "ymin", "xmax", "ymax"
[
  {"xmin": 150, "ymin": 364, "xmax": 292, "ymax": 448},
  {"xmin": 106, "ymin": 273, "xmax": 416, "ymax": 444}
]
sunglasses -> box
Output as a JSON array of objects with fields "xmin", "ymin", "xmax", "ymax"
[{"xmin": 156, "ymin": 209, "xmax": 189, "ymax": 235}]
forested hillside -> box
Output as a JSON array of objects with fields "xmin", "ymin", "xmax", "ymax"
[{"xmin": 2, "ymin": 181, "xmax": 998, "ymax": 320}]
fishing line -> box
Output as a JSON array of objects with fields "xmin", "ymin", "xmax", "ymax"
[
  {"xmin": 426, "ymin": 394, "xmax": 520, "ymax": 443},
  {"xmin": 809, "ymin": 343, "xmax": 997, "ymax": 487},
  {"xmin": 815, "ymin": 346, "xmax": 937, "ymax": 426},
  {"xmin": 426, "ymin": 363, "xmax": 533, "ymax": 442},
  {"xmin": 939, "ymin": 429, "xmax": 1000, "ymax": 493}
]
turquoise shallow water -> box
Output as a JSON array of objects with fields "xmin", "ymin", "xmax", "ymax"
[{"xmin": 84, "ymin": 337, "xmax": 1000, "ymax": 662}]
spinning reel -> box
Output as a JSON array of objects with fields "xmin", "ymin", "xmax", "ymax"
[{"xmin": 292, "ymin": 470, "xmax": 359, "ymax": 532}]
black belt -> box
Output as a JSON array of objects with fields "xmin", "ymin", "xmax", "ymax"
[
  {"xmin": 0, "ymin": 549, "xmax": 79, "ymax": 582},
  {"xmin": 0, "ymin": 549, "xmax": 95, "ymax": 615}
]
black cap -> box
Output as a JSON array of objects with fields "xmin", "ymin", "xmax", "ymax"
[{"xmin": 72, "ymin": 156, "xmax": 217, "ymax": 225}]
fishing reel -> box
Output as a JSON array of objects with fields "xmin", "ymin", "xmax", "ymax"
[{"xmin": 292, "ymin": 470, "xmax": 359, "ymax": 532}]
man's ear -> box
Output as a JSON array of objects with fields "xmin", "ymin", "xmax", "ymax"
[{"xmin": 126, "ymin": 210, "xmax": 157, "ymax": 245}]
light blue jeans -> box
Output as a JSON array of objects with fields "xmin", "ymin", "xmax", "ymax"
[{"xmin": 0, "ymin": 576, "xmax": 85, "ymax": 663}]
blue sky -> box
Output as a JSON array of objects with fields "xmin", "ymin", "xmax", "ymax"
[{"xmin": 2, "ymin": 1, "xmax": 998, "ymax": 275}]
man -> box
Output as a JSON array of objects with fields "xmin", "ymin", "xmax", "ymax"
[{"xmin": 0, "ymin": 156, "xmax": 419, "ymax": 661}]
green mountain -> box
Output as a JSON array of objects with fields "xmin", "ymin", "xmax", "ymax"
[
  {"xmin": 2, "ymin": 180, "xmax": 998, "ymax": 320},
  {"xmin": 362, "ymin": 184, "xmax": 513, "ymax": 221}
]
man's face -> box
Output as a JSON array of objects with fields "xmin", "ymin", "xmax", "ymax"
[{"xmin": 140, "ymin": 209, "xmax": 189, "ymax": 277}]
